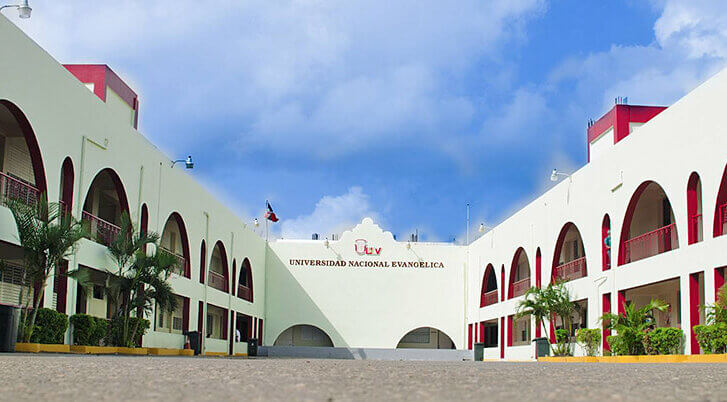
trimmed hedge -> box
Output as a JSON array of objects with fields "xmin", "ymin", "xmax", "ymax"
[
  {"xmin": 29, "ymin": 308, "xmax": 68, "ymax": 344},
  {"xmin": 105, "ymin": 316, "xmax": 151, "ymax": 347},
  {"xmin": 694, "ymin": 323, "xmax": 727, "ymax": 354},
  {"xmin": 70, "ymin": 314, "xmax": 108, "ymax": 346},
  {"xmin": 643, "ymin": 327, "xmax": 683, "ymax": 355}
]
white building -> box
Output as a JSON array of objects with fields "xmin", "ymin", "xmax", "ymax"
[{"xmin": 1, "ymin": 15, "xmax": 726, "ymax": 358}]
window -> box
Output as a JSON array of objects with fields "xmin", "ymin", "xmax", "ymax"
[
  {"xmin": 400, "ymin": 328, "xmax": 430, "ymax": 344},
  {"xmin": 92, "ymin": 285, "xmax": 104, "ymax": 300},
  {"xmin": 155, "ymin": 296, "xmax": 184, "ymax": 334}
]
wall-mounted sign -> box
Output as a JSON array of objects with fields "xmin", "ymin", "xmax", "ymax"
[
  {"xmin": 288, "ymin": 259, "xmax": 445, "ymax": 269},
  {"xmin": 354, "ymin": 239, "xmax": 381, "ymax": 256}
]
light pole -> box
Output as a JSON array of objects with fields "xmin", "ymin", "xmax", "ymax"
[
  {"xmin": 0, "ymin": 0, "xmax": 31, "ymax": 18},
  {"xmin": 550, "ymin": 168, "xmax": 571, "ymax": 182}
]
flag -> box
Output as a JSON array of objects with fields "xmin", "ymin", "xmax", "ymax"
[{"xmin": 265, "ymin": 201, "xmax": 279, "ymax": 222}]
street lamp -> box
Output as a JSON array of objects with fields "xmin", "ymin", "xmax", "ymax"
[
  {"xmin": 550, "ymin": 168, "xmax": 571, "ymax": 182},
  {"xmin": 171, "ymin": 155, "xmax": 194, "ymax": 169},
  {"xmin": 0, "ymin": 0, "xmax": 31, "ymax": 18}
]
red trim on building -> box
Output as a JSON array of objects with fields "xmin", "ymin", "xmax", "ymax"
[
  {"xmin": 535, "ymin": 248, "xmax": 542, "ymax": 338},
  {"xmin": 479, "ymin": 322, "xmax": 485, "ymax": 343},
  {"xmin": 716, "ymin": 267, "xmax": 725, "ymax": 300},
  {"xmin": 211, "ymin": 241, "xmax": 230, "ymax": 292},
  {"xmin": 199, "ymin": 240, "xmax": 206, "ymax": 284},
  {"xmin": 506, "ymin": 315, "xmax": 513, "ymax": 347},
  {"xmin": 55, "ymin": 260, "xmax": 68, "ymax": 314},
  {"xmin": 480, "ymin": 264, "xmax": 497, "ymax": 307},
  {"xmin": 167, "ymin": 212, "xmax": 191, "ymax": 278},
  {"xmin": 602, "ymin": 293, "xmax": 611, "ymax": 352},
  {"xmin": 500, "ymin": 266, "xmax": 505, "ymax": 302},
  {"xmin": 618, "ymin": 181, "xmax": 675, "ymax": 266},
  {"xmin": 714, "ymin": 164, "xmax": 727, "ymax": 237},
  {"xmin": 499, "ymin": 317, "xmax": 504, "ymax": 358},
  {"xmin": 182, "ymin": 297, "xmax": 189, "ymax": 333},
  {"xmin": 229, "ymin": 310, "xmax": 235, "ymax": 355},
  {"xmin": 602, "ymin": 214, "xmax": 611, "ymax": 271},
  {"xmin": 687, "ymin": 172, "xmax": 702, "ymax": 245},
  {"xmin": 197, "ymin": 301, "xmax": 204, "ymax": 351},
  {"xmin": 587, "ymin": 104, "xmax": 666, "ymax": 162},
  {"xmin": 551, "ymin": 223, "xmax": 587, "ymax": 283},
  {"xmin": 237, "ymin": 258, "xmax": 254, "ymax": 302},
  {"xmin": 258, "ymin": 318, "xmax": 263, "ymax": 345},
  {"xmin": 689, "ymin": 272, "xmax": 701, "ymax": 354},
  {"xmin": 63, "ymin": 65, "xmax": 140, "ymax": 129},
  {"xmin": 468, "ymin": 324, "xmax": 473, "ymax": 349},
  {"xmin": 508, "ymin": 247, "xmax": 529, "ymax": 299}
]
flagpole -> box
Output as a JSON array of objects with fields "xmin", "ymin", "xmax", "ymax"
[{"xmin": 265, "ymin": 200, "xmax": 269, "ymax": 242}]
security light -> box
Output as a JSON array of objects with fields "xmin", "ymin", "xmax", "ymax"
[
  {"xmin": 550, "ymin": 169, "xmax": 571, "ymax": 182},
  {"xmin": 0, "ymin": 0, "xmax": 31, "ymax": 18},
  {"xmin": 171, "ymin": 155, "xmax": 194, "ymax": 169},
  {"xmin": 478, "ymin": 223, "xmax": 485, "ymax": 233}
]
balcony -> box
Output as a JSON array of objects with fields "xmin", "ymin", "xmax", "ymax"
[
  {"xmin": 689, "ymin": 213, "xmax": 703, "ymax": 243},
  {"xmin": 0, "ymin": 171, "xmax": 40, "ymax": 209},
  {"xmin": 159, "ymin": 246, "xmax": 186, "ymax": 276},
  {"xmin": 623, "ymin": 223, "xmax": 677, "ymax": 264},
  {"xmin": 208, "ymin": 270, "xmax": 227, "ymax": 292},
  {"xmin": 482, "ymin": 289, "xmax": 497, "ymax": 307},
  {"xmin": 553, "ymin": 257, "xmax": 587, "ymax": 282},
  {"xmin": 237, "ymin": 284, "xmax": 251, "ymax": 301},
  {"xmin": 511, "ymin": 277, "xmax": 530, "ymax": 298},
  {"xmin": 82, "ymin": 211, "xmax": 121, "ymax": 246}
]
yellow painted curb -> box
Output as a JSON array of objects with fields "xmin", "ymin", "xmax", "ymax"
[
  {"xmin": 180, "ymin": 349, "xmax": 194, "ymax": 356},
  {"xmin": 15, "ymin": 343, "xmax": 41, "ymax": 353},
  {"xmin": 233, "ymin": 353, "xmax": 248, "ymax": 357},
  {"xmin": 540, "ymin": 354, "xmax": 727, "ymax": 363},
  {"xmin": 38, "ymin": 344, "xmax": 71, "ymax": 353},
  {"xmin": 70, "ymin": 345, "xmax": 118, "ymax": 355},
  {"xmin": 204, "ymin": 351, "xmax": 228, "ymax": 357},
  {"xmin": 148, "ymin": 347, "xmax": 193, "ymax": 356},
  {"xmin": 117, "ymin": 347, "xmax": 148, "ymax": 356}
]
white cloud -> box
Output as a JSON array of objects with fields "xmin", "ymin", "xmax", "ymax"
[{"xmin": 279, "ymin": 186, "xmax": 380, "ymax": 239}]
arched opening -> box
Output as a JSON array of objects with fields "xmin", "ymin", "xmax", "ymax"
[
  {"xmin": 140, "ymin": 204, "xmax": 148, "ymax": 253},
  {"xmin": 54, "ymin": 157, "xmax": 74, "ymax": 312},
  {"xmin": 619, "ymin": 181, "xmax": 678, "ymax": 265},
  {"xmin": 81, "ymin": 168, "xmax": 129, "ymax": 246},
  {"xmin": 199, "ymin": 240, "xmax": 206, "ymax": 284},
  {"xmin": 602, "ymin": 214, "xmax": 611, "ymax": 271},
  {"xmin": 59, "ymin": 157, "xmax": 74, "ymax": 214},
  {"xmin": 208, "ymin": 241, "xmax": 229, "ymax": 292},
  {"xmin": 237, "ymin": 258, "xmax": 253, "ymax": 302},
  {"xmin": 396, "ymin": 327, "xmax": 455, "ymax": 349},
  {"xmin": 274, "ymin": 324, "xmax": 333, "ymax": 347},
  {"xmin": 480, "ymin": 264, "xmax": 497, "ymax": 307},
  {"xmin": 551, "ymin": 223, "xmax": 587, "ymax": 283},
  {"xmin": 0, "ymin": 100, "xmax": 47, "ymax": 208},
  {"xmin": 687, "ymin": 172, "xmax": 703, "ymax": 244},
  {"xmin": 500, "ymin": 265, "xmax": 505, "ymax": 302},
  {"xmin": 160, "ymin": 212, "xmax": 191, "ymax": 278},
  {"xmin": 508, "ymin": 248, "xmax": 530, "ymax": 299},
  {"xmin": 535, "ymin": 248, "xmax": 542, "ymax": 288},
  {"xmin": 713, "ymin": 165, "xmax": 727, "ymax": 237}
]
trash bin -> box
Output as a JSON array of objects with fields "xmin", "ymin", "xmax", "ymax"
[
  {"xmin": 473, "ymin": 342, "xmax": 485, "ymax": 361},
  {"xmin": 0, "ymin": 304, "xmax": 20, "ymax": 352},
  {"xmin": 183, "ymin": 331, "xmax": 201, "ymax": 355},
  {"xmin": 532, "ymin": 337, "xmax": 550, "ymax": 358},
  {"xmin": 247, "ymin": 338, "xmax": 258, "ymax": 357}
]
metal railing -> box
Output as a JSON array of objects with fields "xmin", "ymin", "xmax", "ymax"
[
  {"xmin": 689, "ymin": 213, "xmax": 703, "ymax": 243},
  {"xmin": 720, "ymin": 204, "xmax": 727, "ymax": 236},
  {"xmin": 553, "ymin": 257, "xmax": 587, "ymax": 282},
  {"xmin": 208, "ymin": 270, "xmax": 227, "ymax": 292},
  {"xmin": 511, "ymin": 277, "xmax": 530, "ymax": 298},
  {"xmin": 159, "ymin": 246, "xmax": 186, "ymax": 276},
  {"xmin": 82, "ymin": 211, "xmax": 121, "ymax": 246},
  {"xmin": 0, "ymin": 171, "xmax": 40, "ymax": 208},
  {"xmin": 623, "ymin": 223, "xmax": 677, "ymax": 264},
  {"xmin": 481, "ymin": 289, "xmax": 498, "ymax": 307},
  {"xmin": 237, "ymin": 284, "xmax": 251, "ymax": 301}
]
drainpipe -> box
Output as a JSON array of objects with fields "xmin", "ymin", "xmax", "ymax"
[
  {"xmin": 136, "ymin": 165, "xmax": 144, "ymax": 227},
  {"xmin": 155, "ymin": 162, "xmax": 163, "ymax": 232},
  {"xmin": 201, "ymin": 211, "xmax": 209, "ymax": 355}
]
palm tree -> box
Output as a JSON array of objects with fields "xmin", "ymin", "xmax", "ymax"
[
  {"xmin": 516, "ymin": 282, "xmax": 577, "ymax": 354},
  {"xmin": 601, "ymin": 299, "xmax": 668, "ymax": 355},
  {"xmin": 0, "ymin": 197, "xmax": 86, "ymax": 342},
  {"xmin": 71, "ymin": 213, "xmax": 178, "ymax": 347}
]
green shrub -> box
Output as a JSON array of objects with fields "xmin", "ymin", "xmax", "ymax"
[
  {"xmin": 70, "ymin": 314, "xmax": 107, "ymax": 346},
  {"xmin": 576, "ymin": 328, "xmax": 601, "ymax": 356},
  {"xmin": 607, "ymin": 327, "xmax": 646, "ymax": 356},
  {"xmin": 694, "ymin": 323, "xmax": 727, "ymax": 354},
  {"xmin": 105, "ymin": 316, "xmax": 150, "ymax": 347},
  {"xmin": 552, "ymin": 328, "xmax": 573, "ymax": 356},
  {"xmin": 643, "ymin": 327, "xmax": 683, "ymax": 355},
  {"xmin": 29, "ymin": 308, "xmax": 68, "ymax": 344}
]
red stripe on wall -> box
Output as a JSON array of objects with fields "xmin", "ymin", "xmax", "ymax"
[
  {"xmin": 689, "ymin": 273, "xmax": 701, "ymax": 354},
  {"xmin": 602, "ymin": 293, "xmax": 611, "ymax": 352}
]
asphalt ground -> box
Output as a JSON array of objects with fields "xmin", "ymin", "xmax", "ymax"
[{"xmin": 2, "ymin": 354, "xmax": 727, "ymax": 401}]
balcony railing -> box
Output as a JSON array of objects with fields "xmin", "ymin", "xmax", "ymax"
[
  {"xmin": 553, "ymin": 257, "xmax": 587, "ymax": 282},
  {"xmin": 237, "ymin": 284, "xmax": 251, "ymax": 301},
  {"xmin": 159, "ymin": 246, "xmax": 186, "ymax": 276},
  {"xmin": 623, "ymin": 223, "xmax": 677, "ymax": 264},
  {"xmin": 689, "ymin": 213, "xmax": 703, "ymax": 243},
  {"xmin": 82, "ymin": 211, "xmax": 121, "ymax": 246},
  {"xmin": 511, "ymin": 277, "xmax": 530, "ymax": 298},
  {"xmin": 0, "ymin": 171, "xmax": 40, "ymax": 208},
  {"xmin": 481, "ymin": 289, "xmax": 498, "ymax": 307},
  {"xmin": 719, "ymin": 204, "xmax": 727, "ymax": 236},
  {"xmin": 208, "ymin": 270, "xmax": 227, "ymax": 292}
]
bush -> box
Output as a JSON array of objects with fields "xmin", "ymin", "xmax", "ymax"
[
  {"xmin": 29, "ymin": 308, "xmax": 68, "ymax": 344},
  {"xmin": 643, "ymin": 327, "xmax": 683, "ymax": 355},
  {"xmin": 694, "ymin": 323, "xmax": 727, "ymax": 354},
  {"xmin": 105, "ymin": 316, "xmax": 150, "ymax": 347},
  {"xmin": 553, "ymin": 328, "xmax": 573, "ymax": 356},
  {"xmin": 576, "ymin": 328, "xmax": 601, "ymax": 356},
  {"xmin": 70, "ymin": 314, "xmax": 107, "ymax": 346},
  {"xmin": 607, "ymin": 328, "xmax": 646, "ymax": 356}
]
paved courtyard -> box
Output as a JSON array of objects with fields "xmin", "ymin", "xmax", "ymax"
[{"xmin": 2, "ymin": 354, "xmax": 727, "ymax": 401}]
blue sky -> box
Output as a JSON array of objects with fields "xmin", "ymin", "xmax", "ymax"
[{"xmin": 8, "ymin": 1, "xmax": 727, "ymax": 242}]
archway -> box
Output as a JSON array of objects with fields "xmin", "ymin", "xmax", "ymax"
[
  {"xmin": 208, "ymin": 241, "xmax": 229, "ymax": 292},
  {"xmin": 713, "ymin": 165, "xmax": 727, "ymax": 237},
  {"xmin": 81, "ymin": 168, "xmax": 130, "ymax": 246},
  {"xmin": 619, "ymin": 181, "xmax": 678, "ymax": 265},
  {"xmin": 274, "ymin": 324, "xmax": 333, "ymax": 347},
  {"xmin": 0, "ymin": 100, "xmax": 47, "ymax": 208},
  {"xmin": 687, "ymin": 172, "xmax": 703, "ymax": 244},
  {"xmin": 508, "ymin": 248, "xmax": 530, "ymax": 299},
  {"xmin": 480, "ymin": 264, "xmax": 497, "ymax": 307},
  {"xmin": 396, "ymin": 327, "xmax": 455, "ymax": 349},
  {"xmin": 551, "ymin": 223, "xmax": 587, "ymax": 283},
  {"xmin": 160, "ymin": 212, "xmax": 191, "ymax": 277},
  {"xmin": 237, "ymin": 258, "xmax": 253, "ymax": 302},
  {"xmin": 602, "ymin": 214, "xmax": 611, "ymax": 270}
]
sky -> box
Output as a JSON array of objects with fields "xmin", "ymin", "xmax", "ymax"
[{"xmin": 6, "ymin": 0, "xmax": 727, "ymax": 242}]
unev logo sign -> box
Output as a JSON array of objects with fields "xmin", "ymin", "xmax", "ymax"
[{"xmin": 354, "ymin": 239, "xmax": 381, "ymax": 256}]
